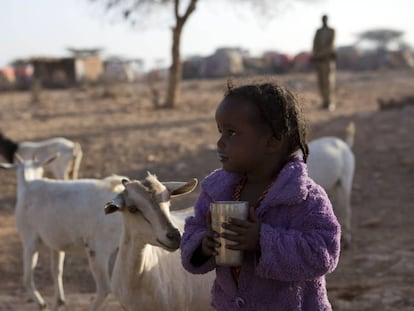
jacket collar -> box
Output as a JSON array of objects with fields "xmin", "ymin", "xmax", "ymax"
[
  {"xmin": 201, "ymin": 168, "xmax": 241, "ymax": 202},
  {"xmin": 201, "ymin": 156, "xmax": 309, "ymax": 214},
  {"xmin": 257, "ymin": 156, "xmax": 309, "ymax": 216}
]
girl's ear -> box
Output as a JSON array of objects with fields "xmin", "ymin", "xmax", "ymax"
[
  {"xmin": 266, "ymin": 135, "xmax": 281, "ymax": 152},
  {"xmin": 266, "ymin": 135, "xmax": 287, "ymax": 154}
]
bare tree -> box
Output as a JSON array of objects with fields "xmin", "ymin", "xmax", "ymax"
[
  {"xmin": 91, "ymin": 0, "xmax": 197, "ymax": 108},
  {"xmin": 91, "ymin": 0, "xmax": 323, "ymax": 108},
  {"xmin": 357, "ymin": 29, "xmax": 405, "ymax": 50}
]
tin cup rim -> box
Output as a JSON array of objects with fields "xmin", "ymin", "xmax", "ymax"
[{"xmin": 210, "ymin": 201, "xmax": 249, "ymax": 205}]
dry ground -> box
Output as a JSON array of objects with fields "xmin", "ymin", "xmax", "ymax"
[{"xmin": 0, "ymin": 71, "xmax": 413, "ymax": 310}]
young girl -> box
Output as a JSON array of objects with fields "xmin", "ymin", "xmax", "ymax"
[{"xmin": 180, "ymin": 81, "xmax": 341, "ymax": 310}]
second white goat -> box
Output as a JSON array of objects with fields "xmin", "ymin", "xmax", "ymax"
[{"xmin": 0, "ymin": 155, "xmax": 126, "ymax": 311}]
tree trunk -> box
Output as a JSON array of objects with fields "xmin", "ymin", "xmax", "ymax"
[
  {"xmin": 163, "ymin": 0, "xmax": 197, "ymax": 108},
  {"xmin": 164, "ymin": 23, "xmax": 183, "ymax": 108}
]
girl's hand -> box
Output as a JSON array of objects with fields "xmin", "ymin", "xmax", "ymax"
[
  {"xmin": 220, "ymin": 206, "xmax": 261, "ymax": 252},
  {"xmin": 200, "ymin": 210, "xmax": 220, "ymax": 257}
]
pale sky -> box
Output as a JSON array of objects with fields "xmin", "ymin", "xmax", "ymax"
[{"xmin": 1, "ymin": 0, "xmax": 413, "ymax": 69}]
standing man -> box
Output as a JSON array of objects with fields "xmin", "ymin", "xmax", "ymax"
[{"xmin": 312, "ymin": 15, "xmax": 336, "ymax": 111}]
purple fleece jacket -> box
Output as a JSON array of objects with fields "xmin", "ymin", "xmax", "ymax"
[{"xmin": 180, "ymin": 156, "xmax": 341, "ymax": 311}]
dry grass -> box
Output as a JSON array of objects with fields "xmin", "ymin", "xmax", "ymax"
[{"xmin": 0, "ymin": 71, "xmax": 413, "ymax": 310}]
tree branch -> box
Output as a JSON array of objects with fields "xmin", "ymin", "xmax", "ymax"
[
  {"xmin": 181, "ymin": 0, "xmax": 197, "ymax": 23},
  {"xmin": 174, "ymin": 0, "xmax": 179, "ymax": 19}
]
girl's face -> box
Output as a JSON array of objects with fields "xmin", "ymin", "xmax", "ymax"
[{"xmin": 215, "ymin": 97, "xmax": 272, "ymax": 175}]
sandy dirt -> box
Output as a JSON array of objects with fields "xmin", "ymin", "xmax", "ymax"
[{"xmin": 0, "ymin": 70, "xmax": 413, "ymax": 310}]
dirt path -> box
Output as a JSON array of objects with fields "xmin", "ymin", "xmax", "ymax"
[{"xmin": 0, "ymin": 71, "xmax": 413, "ymax": 310}]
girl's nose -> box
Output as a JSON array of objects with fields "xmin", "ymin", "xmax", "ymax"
[{"xmin": 217, "ymin": 136, "xmax": 225, "ymax": 149}]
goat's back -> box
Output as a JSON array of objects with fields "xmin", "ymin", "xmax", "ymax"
[
  {"xmin": 17, "ymin": 177, "xmax": 124, "ymax": 253},
  {"xmin": 18, "ymin": 137, "xmax": 75, "ymax": 156},
  {"xmin": 307, "ymin": 137, "xmax": 354, "ymax": 190}
]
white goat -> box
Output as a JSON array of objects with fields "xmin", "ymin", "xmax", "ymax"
[
  {"xmin": 306, "ymin": 122, "xmax": 355, "ymax": 248},
  {"xmin": 105, "ymin": 175, "xmax": 215, "ymax": 311},
  {"xmin": 0, "ymin": 132, "xmax": 83, "ymax": 179},
  {"xmin": 0, "ymin": 155, "xmax": 127, "ymax": 311}
]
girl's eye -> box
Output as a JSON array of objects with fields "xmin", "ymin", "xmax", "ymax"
[
  {"xmin": 217, "ymin": 126, "xmax": 236, "ymax": 136},
  {"xmin": 228, "ymin": 130, "xmax": 237, "ymax": 136}
]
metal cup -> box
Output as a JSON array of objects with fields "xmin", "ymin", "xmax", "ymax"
[{"xmin": 210, "ymin": 201, "xmax": 249, "ymax": 266}]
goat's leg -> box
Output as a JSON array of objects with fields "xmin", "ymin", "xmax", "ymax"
[
  {"xmin": 22, "ymin": 242, "xmax": 48, "ymax": 310},
  {"xmin": 334, "ymin": 185, "xmax": 352, "ymax": 249},
  {"xmin": 71, "ymin": 146, "xmax": 82, "ymax": 179},
  {"xmin": 50, "ymin": 250, "xmax": 66, "ymax": 311},
  {"xmin": 65, "ymin": 160, "xmax": 73, "ymax": 180},
  {"xmin": 86, "ymin": 247, "xmax": 111, "ymax": 311}
]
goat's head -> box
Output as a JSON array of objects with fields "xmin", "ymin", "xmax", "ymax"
[
  {"xmin": 0, "ymin": 153, "xmax": 59, "ymax": 181},
  {"xmin": 105, "ymin": 172, "xmax": 198, "ymax": 251}
]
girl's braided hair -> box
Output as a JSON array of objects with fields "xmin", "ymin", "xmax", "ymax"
[{"xmin": 224, "ymin": 81, "xmax": 309, "ymax": 163}]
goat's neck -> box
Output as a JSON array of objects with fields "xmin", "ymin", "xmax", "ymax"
[
  {"xmin": 15, "ymin": 167, "xmax": 29, "ymax": 204},
  {"xmin": 111, "ymin": 223, "xmax": 181, "ymax": 310},
  {"xmin": 112, "ymin": 224, "xmax": 167, "ymax": 295}
]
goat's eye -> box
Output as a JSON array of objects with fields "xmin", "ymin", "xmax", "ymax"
[{"xmin": 128, "ymin": 206, "xmax": 139, "ymax": 213}]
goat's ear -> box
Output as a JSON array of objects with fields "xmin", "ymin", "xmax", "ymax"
[
  {"xmin": 104, "ymin": 193, "xmax": 125, "ymax": 214},
  {"xmin": 0, "ymin": 162, "xmax": 18, "ymax": 170},
  {"xmin": 164, "ymin": 178, "xmax": 198, "ymax": 197},
  {"xmin": 121, "ymin": 178, "xmax": 130, "ymax": 186},
  {"xmin": 14, "ymin": 153, "xmax": 24, "ymax": 163}
]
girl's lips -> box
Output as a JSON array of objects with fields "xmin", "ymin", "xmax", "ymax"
[{"xmin": 217, "ymin": 152, "xmax": 228, "ymax": 162}]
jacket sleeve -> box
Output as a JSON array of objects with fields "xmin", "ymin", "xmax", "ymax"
[
  {"xmin": 255, "ymin": 187, "xmax": 341, "ymax": 282},
  {"xmin": 180, "ymin": 190, "xmax": 217, "ymax": 274}
]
